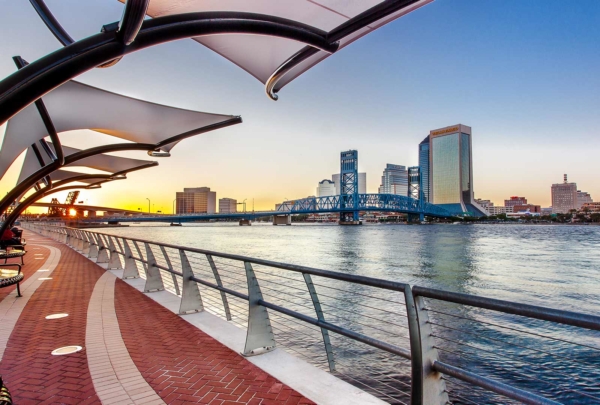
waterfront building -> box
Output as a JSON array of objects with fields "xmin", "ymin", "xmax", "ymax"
[
  {"xmin": 418, "ymin": 136, "xmax": 430, "ymax": 202},
  {"xmin": 488, "ymin": 206, "xmax": 513, "ymax": 215},
  {"xmin": 551, "ymin": 174, "xmax": 578, "ymax": 213},
  {"xmin": 505, "ymin": 196, "xmax": 527, "ymax": 208},
  {"xmin": 377, "ymin": 164, "xmax": 408, "ymax": 196},
  {"xmin": 332, "ymin": 172, "xmax": 366, "ymax": 194},
  {"xmin": 581, "ymin": 202, "xmax": 600, "ymax": 212},
  {"xmin": 513, "ymin": 204, "xmax": 541, "ymax": 213},
  {"xmin": 428, "ymin": 124, "xmax": 486, "ymax": 216},
  {"xmin": 577, "ymin": 190, "xmax": 593, "ymax": 209},
  {"xmin": 316, "ymin": 179, "xmax": 336, "ymax": 197},
  {"xmin": 541, "ymin": 207, "xmax": 554, "ymax": 215},
  {"xmin": 176, "ymin": 187, "xmax": 216, "ymax": 214},
  {"xmin": 475, "ymin": 199, "xmax": 494, "ymax": 215},
  {"xmin": 219, "ymin": 198, "xmax": 237, "ymax": 214}
]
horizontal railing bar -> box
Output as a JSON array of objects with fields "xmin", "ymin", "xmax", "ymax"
[
  {"xmin": 258, "ymin": 299, "xmax": 411, "ymax": 360},
  {"xmin": 432, "ymin": 361, "xmax": 561, "ymax": 405},
  {"xmin": 190, "ymin": 276, "xmax": 249, "ymax": 301},
  {"xmin": 70, "ymin": 229, "xmax": 409, "ymax": 292},
  {"xmin": 413, "ymin": 286, "xmax": 600, "ymax": 331}
]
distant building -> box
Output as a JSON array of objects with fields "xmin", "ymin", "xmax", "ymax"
[
  {"xmin": 541, "ymin": 207, "xmax": 553, "ymax": 215},
  {"xmin": 551, "ymin": 174, "xmax": 578, "ymax": 214},
  {"xmin": 428, "ymin": 124, "xmax": 486, "ymax": 216},
  {"xmin": 219, "ymin": 198, "xmax": 237, "ymax": 214},
  {"xmin": 505, "ymin": 196, "xmax": 527, "ymax": 208},
  {"xmin": 488, "ymin": 206, "xmax": 513, "ymax": 215},
  {"xmin": 316, "ymin": 179, "xmax": 336, "ymax": 197},
  {"xmin": 418, "ymin": 136, "xmax": 430, "ymax": 202},
  {"xmin": 581, "ymin": 202, "xmax": 600, "ymax": 212},
  {"xmin": 176, "ymin": 187, "xmax": 216, "ymax": 214},
  {"xmin": 332, "ymin": 172, "xmax": 366, "ymax": 194},
  {"xmin": 577, "ymin": 190, "xmax": 593, "ymax": 209},
  {"xmin": 475, "ymin": 199, "xmax": 493, "ymax": 212},
  {"xmin": 513, "ymin": 204, "xmax": 541, "ymax": 213},
  {"xmin": 377, "ymin": 164, "xmax": 408, "ymax": 196}
]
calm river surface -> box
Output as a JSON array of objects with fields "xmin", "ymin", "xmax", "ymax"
[{"xmin": 104, "ymin": 223, "xmax": 600, "ymax": 404}]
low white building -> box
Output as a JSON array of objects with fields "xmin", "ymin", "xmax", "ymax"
[
  {"xmin": 219, "ymin": 198, "xmax": 237, "ymax": 213},
  {"xmin": 317, "ymin": 179, "xmax": 336, "ymax": 197}
]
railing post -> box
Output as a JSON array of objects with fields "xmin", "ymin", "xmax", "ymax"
[
  {"xmin": 107, "ymin": 236, "xmax": 122, "ymax": 270},
  {"xmin": 159, "ymin": 246, "xmax": 180, "ymax": 295},
  {"xmin": 81, "ymin": 232, "xmax": 91, "ymax": 255},
  {"xmin": 65, "ymin": 229, "xmax": 72, "ymax": 246},
  {"xmin": 88, "ymin": 232, "xmax": 99, "ymax": 258},
  {"xmin": 206, "ymin": 254, "xmax": 231, "ymax": 321},
  {"xmin": 143, "ymin": 242, "xmax": 164, "ymax": 292},
  {"xmin": 404, "ymin": 286, "xmax": 449, "ymax": 405},
  {"xmin": 96, "ymin": 234, "xmax": 110, "ymax": 263},
  {"xmin": 121, "ymin": 240, "xmax": 139, "ymax": 279},
  {"xmin": 243, "ymin": 261, "xmax": 275, "ymax": 356},
  {"xmin": 178, "ymin": 250, "xmax": 203, "ymax": 314},
  {"xmin": 302, "ymin": 273, "xmax": 335, "ymax": 372}
]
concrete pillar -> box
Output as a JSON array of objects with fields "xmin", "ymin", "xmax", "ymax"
[{"xmin": 273, "ymin": 215, "xmax": 291, "ymax": 226}]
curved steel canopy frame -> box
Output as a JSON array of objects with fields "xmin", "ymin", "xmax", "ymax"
[
  {"xmin": 2, "ymin": 163, "xmax": 156, "ymax": 233},
  {"xmin": 0, "ymin": 11, "xmax": 339, "ymax": 126},
  {"xmin": 0, "ymin": 114, "xmax": 240, "ymax": 217}
]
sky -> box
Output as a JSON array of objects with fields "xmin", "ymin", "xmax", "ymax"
[{"xmin": 0, "ymin": 0, "xmax": 599, "ymax": 213}]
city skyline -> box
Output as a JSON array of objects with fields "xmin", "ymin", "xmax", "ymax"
[{"xmin": 0, "ymin": 0, "xmax": 598, "ymax": 212}]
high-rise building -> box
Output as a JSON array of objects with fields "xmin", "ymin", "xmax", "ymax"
[
  {"xmin": 551, "ymin": 174, "xmax": 578, "ymax": 214},
  {"xmin": 317, "ymin": 179, "xmax": 336, "ymax": 197},
  {"xmin": 219, "ymin": 198, "xmax": 237, "ymax": 214},
  {"xmin": 332, "ymin": 172, "xmax": 366, "ymax": 194},
  {"xmin": 505, "ymin": 196, "xmax": 527, "ymax": 207},
  {"xmin": 577, "ymin": 190, "xmax": 593, "ymax": 209},
  {"xmin": 408, "ymin": 166, "xmax": 421, "ymax": 200},
  {"xmin": 428, "ymin": 124, "xmax": 486, "ymax": 216},
  {"xmin": 377, "ymin": 164, "xmax": 408, "ymax": 196},
  {"xmin": 418, "ymin": 136, "xmax": 430, "ymax": 202},
  {"xmin": 176, "ymin": 187, "xmax": 216, "ymax": 214}
]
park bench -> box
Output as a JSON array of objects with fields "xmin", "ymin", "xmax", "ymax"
[
  {"xmin": 0, "ymin": 249, "xmax": 26, "ymax": 265},
  {"xmin": 0, "ymin": 264, "xmax": 23, "ymax": 297},
  {"xmin": 0, "ymin": 375, "xmax": 12, "ymax": 405}
]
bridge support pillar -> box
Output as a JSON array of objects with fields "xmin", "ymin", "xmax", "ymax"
[
  {"xmin": 273, "ymin": 215, "xmax": 291, "ymax": 226},
  {"xmin": 239, "ymin": 219, "xmax": 252, "ymax": 226},
  {"xmin": 408, "ymin": 213, "xmax": 424, "ymax": 223}
]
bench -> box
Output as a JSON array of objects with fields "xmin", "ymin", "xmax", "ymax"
[
  {"xmin": 0, "ymin": 374, "xmax": 12, "ymax": 405},
  {"xmin": 0, "ymin": 264, "xmax": 23, "ymax": 297},
  {"xmin": 0, "ymin": 249, "xmax": 26, "ymax": 265}
]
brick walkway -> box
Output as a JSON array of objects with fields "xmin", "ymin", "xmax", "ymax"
[{"xmin": 0, "ymin": 230, "xmax": 315, "ymax": 405}]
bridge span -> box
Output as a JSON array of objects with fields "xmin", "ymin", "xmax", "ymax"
[{"xmin": 83, "ymin": 194, "xmax": 453, "ymax": 223}]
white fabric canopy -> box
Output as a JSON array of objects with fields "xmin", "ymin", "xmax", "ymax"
[
  {"xmin": 17, "ymin": 144, "xmax": 156, "ymax": 185},
  {"xmin": 125, "ymin": 0, "xmax": 432, "ymax": 89},
  {"xmin": 0, "ymin": 79, "xmax": 238, "ymax": 180}
]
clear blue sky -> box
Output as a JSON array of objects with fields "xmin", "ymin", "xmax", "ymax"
[{"xmin": 0, "ymin": 0, "xmax": 598, "ymax": 211}]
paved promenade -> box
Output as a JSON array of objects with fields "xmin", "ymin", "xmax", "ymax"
[{"xmin": 0, "ymin": 231, "xmax": 314, "ymax": 405}]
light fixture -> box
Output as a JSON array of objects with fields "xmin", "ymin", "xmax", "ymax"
[
  {"xmin": 51, "ymin": 346, "xmax": 82, "ymax": 355},
  {"xmin": 45, "ymin": 313, "xmax": 68, "ymax": 319},
  {"xmin": 148, "ymin": 150, "xmax": 170, "ymax": 157}
]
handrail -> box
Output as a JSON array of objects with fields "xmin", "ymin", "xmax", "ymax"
[{"xmin": 24, "ymin": 223, "xmax": 600, "ymax": 405}]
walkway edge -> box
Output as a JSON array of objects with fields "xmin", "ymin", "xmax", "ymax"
[{"xmin": 110, "ymin": 269, "xmax": 386, "ymax": 405}]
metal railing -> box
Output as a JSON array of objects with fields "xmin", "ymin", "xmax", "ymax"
[{"xmin": 25, "ymin": 223, "xmax": 600, "ymax": 405}]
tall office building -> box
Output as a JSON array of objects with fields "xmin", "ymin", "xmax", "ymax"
[
  {"xmin": 428, "ymin": 124, "xmax": 486, "ymax": 216},
  {"xmin": 551, "ymin": 174, "xmax": 578, "ymax": 214},
  {"xmin": 332, "ymin": 172, "xmax": 366, "ymax": 194},
  {"xmin": 219, "ymin": 198, "xmax": 237, "ymax": 214},
  {"xmin": 418, "ymin": 136, "xmax": 430, "ymax": 202},
  {"xmin": 378, "ymin": 164, "xmax": 408, "ymax": 196},
  {"xmin": 176, "ymin": 187, "xmax": 216, "ymax": 214},
  {"xmin": 317, "ymin": 179, "xmax": 336, "ymax": 197}
]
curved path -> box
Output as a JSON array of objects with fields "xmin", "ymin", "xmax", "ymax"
[{"xmin": 0, "ymin": 230, "xmax": 315, "ymax": 405}]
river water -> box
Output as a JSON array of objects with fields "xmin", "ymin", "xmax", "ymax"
[{"xmin": 104, "ymin": 223, "xmax": 600, "ymax": 404}]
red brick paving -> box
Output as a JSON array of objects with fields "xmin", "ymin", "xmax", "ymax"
[
  {"xmin": 114, "ymin": 280, "xmax": 315, "ymax": 405},
  {"xmin": 0, "ymin": 231, "xmax": 102, "ymax": 404}
]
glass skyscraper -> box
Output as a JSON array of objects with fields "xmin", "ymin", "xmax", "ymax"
[
  {"xmin": 418, "ymin": 136, "xmax": 430, "ymax": 202},
  {"xmin": 428, "ymin": 124, "xmax": 486, "ymax": 216}
]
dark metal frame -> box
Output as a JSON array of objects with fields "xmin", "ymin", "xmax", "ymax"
[
  {"xmin": 0, "ymin": 0, "xmax": 426, "ymax": 123},
  {"xmin": 1, "ymin": 163, "xmax": 156, "ymax": 234}
]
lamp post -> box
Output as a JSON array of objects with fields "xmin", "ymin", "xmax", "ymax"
[{"xmin": 146, "ymin": 198, "xmax": 150, "ymax": 213}]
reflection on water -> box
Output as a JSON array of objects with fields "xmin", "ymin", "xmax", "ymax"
[{"xmin": 106, "ymin": 223, "xmax": 600, "ymax": 404}]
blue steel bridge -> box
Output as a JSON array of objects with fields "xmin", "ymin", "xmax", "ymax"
[{"xmin": 83, "ymin": 193, "xmax": 453, "ymax": 224}]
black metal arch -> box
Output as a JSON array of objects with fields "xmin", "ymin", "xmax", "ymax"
[
  {"xmin": 0, "ymin": 12, "xmax": 339, "ymax": 126},
  {"xmin": 2, "ymin": 162, "xmax": 156, "ymax": 234}
]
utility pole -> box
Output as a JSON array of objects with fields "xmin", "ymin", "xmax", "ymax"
[{"xmin": 146, "ymin": 198, "xmax": 150, "ymax": 213}]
